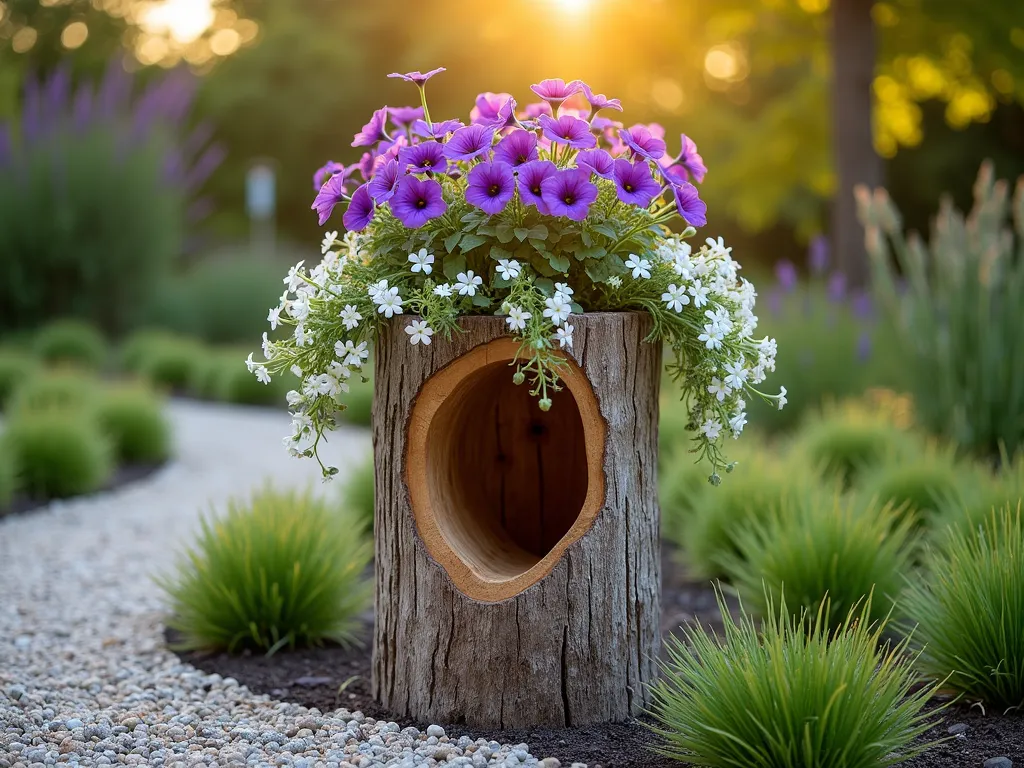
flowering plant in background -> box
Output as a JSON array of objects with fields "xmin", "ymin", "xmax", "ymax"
[{"xmin": 248, "ymin": 69, "xmax": 785, "ymax": 483}]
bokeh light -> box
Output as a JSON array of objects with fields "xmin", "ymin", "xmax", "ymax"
[
  {"xmin": 61, "ymin": 21, "xmax": 90, "ymax": 50},
  {"xmin": 137, "ymin": 0, "xmax": 214, "ymax": 44}
]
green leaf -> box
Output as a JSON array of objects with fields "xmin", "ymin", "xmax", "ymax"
[
  {"xmin": 476, "ymin": 224, "xmax": 497, "ymax": 236},
  {"xmin": 527, "ymin": 224, "xmax": 549, "ymax": 240},
  {"xmin": 528, "ymin": 238, "xmax": 549, "ymax": 253},
  {"xmin": 471, "ymin": 293, "xmax": 492, "ymax": 308},
  {"xmin": 490, "ymin": 245, "xmax": 514, "ymax": 262},
  {"xmin": 514, "ymin": 227, "xmax": 530, "ymax": 242},
  {"xmin": 547, "ymin": 252, "xmax": 571, "ymax": 273},
  {"xmin": 534, "ymin": 277, "xmax": 555, "ymax": 296},
  {"xmin": 581, "ymin": 229, "xmax": 594, "ymax": 247},
  {"xmin": 593, "ymin": 222, "xmax": 618, "ymax": 239},
  {"xmin": 585, "ymin": 254, "xmax": 627, "ymax": 284},
  {"xmin": 459, "ymin": 233, "xmax": 488, "ymax": 251},
  {"xmin": 443, "ymin": 253, "xmax": 467, "ymax": 281},
  {"xmin": 577, "ymin": 245, "xmax": 608, "ymax": 261},
  {"xmin": 496, "ymin": 222, "xmax": 516, "ymax": 244},
  {"xmin": 460, "ymin": 211, "xmax": 483, "ymax": 224},
  {"xmin": 444, "ymin": 232, "xmax": 462, "ymax": 253}
]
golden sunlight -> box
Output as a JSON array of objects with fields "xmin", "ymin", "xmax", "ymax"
[
  {"xmin": 546, "ymin": 0, "xmax": 592, "ymax": 13},
  {"xmin": 138, "ymin": 0, "xmax": 215, "ymax": 44}
]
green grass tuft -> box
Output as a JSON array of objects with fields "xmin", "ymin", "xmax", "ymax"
[
  {"xmin": 0, "ymin": 349, "xmax": 40, "ymax": 411},
  {"xmin": 33, "ymin": 319, "xmax": 108, "ymax": 370},
  {"xmin": 650, "ymin": 592, "xmax": 943, "ymax": 767},
  {"xmin": 855, "ymin": 449, "xmax": 974, "ymax": 527},
  {"xmin": 96, "ymin": 386, "xmax": 172, "ymax": 464},
  {"xmin": 159, "ymin": 486, "xmax": 373, "ymax": 655}
]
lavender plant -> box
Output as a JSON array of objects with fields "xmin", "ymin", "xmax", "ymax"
[{"xmin": 247, "ymin": 70, "xmax": 786, "ymax": 482}]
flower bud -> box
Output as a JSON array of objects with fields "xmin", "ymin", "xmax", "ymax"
[
  {"xmin": 708, "ymin": 472, "xmax": 721, "ymax": 487},
  {"xmin": 513, "ymin": 371, "xmax": 526, "ymax": 386},
  {"xmin": 538, "ymin": 397, "xmax": 552, "ymax": 412}
]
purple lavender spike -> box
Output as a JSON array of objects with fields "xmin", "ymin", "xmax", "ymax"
[
  {"xmin": 766, "ymin": 287, "xmax": 783, "ymax": 316},
  {"xmin": 775, "ymin": 259, "xmax": 798, "ymax": 292},
  {"xmin": 184, "ymin": 144, "xmax": 226, "ymax": 192},
  {"xmin": 182, "ymin": 122, "xmax": 215, "ymax": 160},
  {"xmin": 807, "ymin": 234, "xmax": 829, "ymax": 274},
  {"xmin": 851, "ymin": 290, "xmax": 874, "ymax": 321},
  {"xmin": 72, "ymin": 82, "xmax": 94, "ymax": 132},
  {"xmin": 827, "ymin": 271, "xmax": 847, "ymax": 302},
  {"xmin": 857, "ymin": 331, "xmax": 873, "ymax": 362},
  {"xmin": 163, "ymin": 148, "xmax": 185, "ymax": 184},
  {"xmin": 21, "ymin": 73, "xmax": 42, "ymax": 142},
  {"xmin": 97, "ymin": 58, "xmax": 132, "ymax": 119},
  {"xmin": 42, "ymin": 66, "xmax": 72, "ymax": 129}
]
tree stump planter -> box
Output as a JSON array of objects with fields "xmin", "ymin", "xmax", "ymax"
[{"xmin": 372, "ymin": 312, "xmax": 662, "ymax": 728}]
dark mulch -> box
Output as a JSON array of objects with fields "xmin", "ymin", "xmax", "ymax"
[
  {"xmin": 172, "ymin": 546, "xmax": 1023, "ymax": 767},
  {"xmin": 1, "ymin": 461, "xmax": 165, "ymax": 517}
]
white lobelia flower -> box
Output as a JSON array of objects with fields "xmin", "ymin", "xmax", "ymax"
[
  {"xmin": 261, "ymin": 332, "xmax": 276, "ymax": 360},
  {"xmin": 283, "ymin": 261, "xmax": 305, "ymax": 293},
  {"xmin": 624, "ymin": 255, "xmax": 652, "ymax": 279},
  {"xmin": 554, "ymin": 281, "xmax": 574, "ymax": 296},
  {"xmin": 328, "ymin": 363, "xmax": 352, "ymax": 391},
  {"xmin": 294, "ymin": 324, "xmax": 313, "ymax": 346},
  {"xmin": 267, "ymin": 306, "xmax": 282, "ymax": 330},
  {"xmin": 707, "ymin": 377, "xmax": 731, "ymax": 402},
  {"xmin": 290, "ymin": 364, "xmax": 304, "ymax": 378},
  {"xmin": 313, "ymin": 372, "xmax": 339, "ymax": 397},
  {"xmin": 368, "ymin": 279, "xmax": 390, "ymax": 303},
  {"xmin": 729, "ymin": 411, "xmax": 747, "ymax": 437},
  {"xmin": 408, "ymin": 248, "xmax": 434, "ymax": 275},
  {"xmin": 661, "ymin": 284, "xmax": 689, "ymax": 313},
  {"xmin": 433, "ymin": 283, "xmax": 454, "ymax": 298},
  {"xmin": 705, "ymin": 236, "xmax": 732, "ymax": 258},
  {"xmin": 377, "ymin": 289, "xmax": 404, "ymax": 318},
  {"xmin": 405, "ymin": 319, "xmax": 434, "ymax": 346},
  {"xmin": 698, "ymin": 322, "xmax": 724, "ymax": 350},
  {"xmin": 286, "ymin": 390, "xmax": 304, "ymax": 407},
  {"xmin": 340, "ymin": 304, "xmax": 363, "ymax": 331},
  {"xmin": 671, "ymin": 252, "xmax": 693, "ymax": 278},
  {"xmin": 506, "ymin": 305, "xmax": 531, "ymax": 332},
  {"xmin": 454, "ymin": 271, "xmax": 483, "ymax": 296},
  {"xmin": 777, "ymin": 386, "xmax": 788, "ymax": 410},
  {"xmin": 688, "ymin": 279, "xmax": 710, "ymax": 308},
  {"xmin": 287, "ymin": 295, "xmax": 309, "ymax": 321},
  {"xmin": 321, "ymin": 231, "xmax": 339, "ymax": 254},
  {"xmin": 245, "ymin": 353, "xmax": 257, "ymax": 373},
  {"xmin": 723, "ymin": 358, "xmax": 749, "ymax": 390},
  {"xmin": 255, "ymin": 365, "xmax": 271, "ymax": 385},
  {"xmin": 343, "ymin": 340, "xmax": 369, "ymax": 368},
  {"xmin": 700, "ymin": 418, "xmax": 723, "ymax": 441},
  {"xmin": 607, "ymin": 275, "xmax": 623, "ymax": 288},
  {"xmin": 555, "ymin": 323, "xmax": 574, "ymax": 350},
  {"xmin": 497, "ymin": 259, "xmax": 522, "ymax": 281},
  {"xmin": 543, "ymin": 293, "xmax": 571, "ymax": 326}
]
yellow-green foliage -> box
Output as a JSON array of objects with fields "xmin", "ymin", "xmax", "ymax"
[
  {"xmin": 855, "ymin": 447, "xmax": 975, "ymax": 526},
  {"xmin": 0, "ymin": 349, "xmax": 40, "ymax": 411},
  {"xmin": 0, "ymin": 440, "xmax": 15, "ymax": 509},
  {"xmin": 935, "ymin": 452, "xmax": 1024, "ymax": 539},
  {"xmin": 160, "ymin": 486, "xmax": 373, "ymax": 654},
  {"xmin": 8, "ymin": 371, "xmax": 100, "ymax": 417},
  {"xmin": 33, "ymin": 319, "xmax": 108, "ymax": 370},
  {"xmin": 96, "ymin": 387, "xmax": 172, "ymax": 464},
  {"xmin": 138, "ymin": 335, "xmax": 207, "ymax": 392}
]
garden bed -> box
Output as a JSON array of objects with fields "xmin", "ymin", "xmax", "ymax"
[{"xmin": 170, "ymin": 545, "xmax": 1022, "ymax": 767}]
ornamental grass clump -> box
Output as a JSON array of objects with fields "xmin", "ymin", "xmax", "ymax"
[
  {"xmin": 722, "ymin": 491, "xmax": 916, "ymax": 630},
  {"xmin": 96, "ymin": 386, "xmax": 172, "ymax": 464},
  {"xmin": 33, "ymin": 319, "xmax": 108, "ymax": 371},
  {"xmin": 8, "ymin": 370, "xmax": 100, "ymax": 417},
  {"xmin": 0, "ymin": 349, "xmax": 39, "ymax": 411},
  {"xmin": 903, "ymin": 505, "xmax": 1024, "ymax": 710},
  {"xmin": 650, "ymin": 592, "xmax": 942, "ymax": 767},
  {"xmin": 246, "ymin": 70, "xmax": 784, "ymax": 483},
  {"xmin": 856, "ymin": 447, "xmax": 975, "ymax": 528},
  {"xmin": 160, "ymin": 486, "xmax": 373, "ymax": 654}
]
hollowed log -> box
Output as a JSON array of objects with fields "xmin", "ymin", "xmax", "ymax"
[{"xmin": 372, "ymin": 313, "xmax": 661, "ymax": 728}]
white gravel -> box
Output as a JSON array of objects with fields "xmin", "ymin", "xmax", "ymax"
[{"xmin": 0, "ymin": 400, "xmax": 558, "ymax": 768}]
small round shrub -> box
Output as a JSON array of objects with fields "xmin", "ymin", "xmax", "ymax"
[
  {"xmin": 342, "ymin": 456, "xmax": 375, "ymax": 533},
  {"xmin": 650, "ymin": 593, "xmax": 941, "ymax": 767},
  {"xmin": 96, "ymin": 387, "xmax": 172, "ymax": 464},
  {"xmin": 722, "ymin": 491, "xmax": 916, "ymax": 630},
  {"xmin": 140, "ymin": 336, "xmax": 207, "ymax": 392},
  {"xmin": 119, "ymin": 329, "xmax": 186, "ymax": 374},
  {"xmin": 8, "ymin": 371, "xmax": 100, "ymax": 417},
  {"xmin": 855, "ymin": 451, "xmax": 974, "ymax": 526},
  {"xmin": 0, "ymin": 441, "xmax": 15, "ymax": 510},
  {"xmin": 159, "ymin": 486, "xmax": 373, "ymax": 654},
  {"xmin": 33, "ymin": 319, "xmax": 107, "ymax": 370},
  {"xmin": 903, "ymin": 505, "xmax": 1024, "ymax": 709},
  {"xmin": 0, "ymin": 349, "xmax": 40, "ymax": 411},
  {"xmin": 4, "ymin": 412, "xmax": 113, "ymax": 499}
]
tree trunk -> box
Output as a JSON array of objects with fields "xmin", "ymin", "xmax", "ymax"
[
  {"xmin": 831, "ymin": 0, "xmax": 882, "ymax": 288},
  {"xmin": 372, "ymin": 312, "xmax": 662, "ymax": 728}
]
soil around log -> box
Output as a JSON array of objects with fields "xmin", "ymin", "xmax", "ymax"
[
  {"xmin": 1, "ymin": 460, "xmax": 165, "ymax": 517},
  {"xmin": 171, "ymin": 546, "xmax": 1024, "ymax": 767}
]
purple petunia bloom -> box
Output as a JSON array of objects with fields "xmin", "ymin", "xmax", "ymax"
[
  {"xmin": 342, "ymin": 183, "xmax": 375, "ymax": 231},
  {"xmin": 471, "ymin": 92, "xmax": 513, "ymax": 125},
  {"xmin": 619, "ymin": 125, "xmax": 666, "ymax": 161},
  {"xmin": 368, "ymin": 159, "xmax": 403, "ymax": 203},
  {"xmin": 387, "ymin": 68, "xmax": 446, "ymax": 86},
  {"xmin": 313, "ymin": 161, "xmax": 346, "ymax": 191},
  {"xmin": 352, "ymin": 107, "xmax": 390, "ymax": 147},
  {"xmin": 612, "ymin": 158, "xmax": 661, "ymax": 208},
  {"xmin": 581, "ymin": 84, "xmax": 622, "ymax": 112},
  {"xmin": 399, "ymin": 141, "xmax": 448, "ymax": 174},
  {"xmin": 486, "ymin": 97, "xmax": 518, "ymax": 131},
  {"xmin": 494, "ymin": 130, "xmax": 539, "ymax": 167},
  {"xmin": 775, "ymin": 260, "xmax": 798, "ymax": 292},
  {"xmin": 389, "ymin": 176, "xmax": 447, "ymax": 228},
  {"xmin": 541, "ymin": 168, "xmax": 599, "ymax": 221},
  {"xmin": 312, "ymin": 173, "xmax": 350, "ymax": 226},
  {"xmin": 443, "ymin": 124, "xmax": 495, "ymax": 162},
  {"xmin": 516, "ymin": 160, "xmax": 557, "ymax": 214},
  {"xmin": 523, "ymin": 102, "xmax": 553, "ymax": 119},
  {"xmin": 539, "ymin": 114, "xmax": 597, "ymax": 150},
  {"xmin": 412, "ymin": 118, "xmax": 465, "ymax": 139},
  {"xmin": 389, "ymin": 106, "xmax": 424, "ymax": 129},
  {"xmin": 466, "ymin": 160, "xmax": 516, "ymax": 215},
  {"xmin": 576, "ymin": 149, "xmax": 615, "ymax": 179},
  {"xmin": 531, "ymin": 78, "xmax": 583, "ymax": 104},
  {"xmin": 673, "ymin": 181, "xmax": 707, "ymax": 227},
  {"xmin": 676, "ymin": 134, "xmax": 707, "ymax": 183}
]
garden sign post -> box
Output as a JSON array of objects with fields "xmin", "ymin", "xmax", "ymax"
[{"xmin": 372, "ymin": 312, "xmax": 662, "ymax": 728}]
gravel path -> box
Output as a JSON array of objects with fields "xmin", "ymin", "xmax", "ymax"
[{"xmin": 0, "ymin": 400, "xmax": 559, "ymax": 768}]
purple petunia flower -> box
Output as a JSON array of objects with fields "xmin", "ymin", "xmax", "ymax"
[
  {"xmin": 516, "ymin": 160, "xmax": 557, "ymax": 214},
  {"xmin": 523, "ymin": 102, "xmax": 553, "ymax": 119},
  {"xmin": 612, "ymin": 158, "xmax": 661, "ymax": 208},
  {"xmin": 672, "ymin": 181, "xmax": 707, "ymax": 227},
  {"xmin": 775, "ymin": 260, "xmax": 798, "ymax": 292},
  {"xmin": 619, "ymin": 125, "xmax": 666, "ymax": 161},
  {"xmin": 443, "ymin": 124, "xmax": 495, "ymax": 162},
  {"xmin": 808, "ymin": 234, "xmax": 830, "ymax": 274},
  {"xmin": 576, "ymin": 148, "xmax": 615, "ymax": 179},
  {"xmin": 412, "ymin": 118, "xmax": 465, "ymax": 139},
  {"xmin": 539, "ymin": 114, "xmax": 597, "ymax": 150},
  {"xmin": 352, "ymin": 106, "xmax": 391, "ymax": 147},
  {"xmin": 541, "ymin": 168, "xmax": 599, "ymax": 221},
  {"xmin": 531, "ymin": 78, "xmax": 583, "ymax": 104},
  {"xmin": 312, "ymin": 173, "xmax": 350, "ymax": 226},
  {"xmin": 313, "ymin": 161, "xmax": 346, "ymax": 191},
  {"xmin": 368, "ymin": 159, "xmax": 403, "ymax": 203},
  {"xmin": 399, "ymin": 141, "xmax": 448, "ymax": 174},
  {"xmin": 343, "ymin": 183, "xmax": 375, "ymax": 231},
  {"xmin": 387, "ymin": 68, "xmax": 446, "ymax": 86},
  {"xmin": 581, "ymin": 84, "xmax": 622, "ymax": 112},
  {"xmin": 494, "ymin": 130, "xmax": 539, "ymax": 167},
  {"xmin": 389, "ymin": 106, "xmax": 424, "ymax": 129},
  {"xmin": 471, "ymin": 92, "xmax": 513, "ymax": 125},
  {"xmin": 466, "ymin": 160, "xmax": 516, "ymax": 215},
  {"xmin": 487, "ymin": 97, "xmax": 518, "ymax": 131},
  {"xmin": 676, "ymin": 134, "xmax": 707, "ymax": 183},
  {"xmin": 389, "ymin": 176, "xmax": 447, "ymax": 228}
]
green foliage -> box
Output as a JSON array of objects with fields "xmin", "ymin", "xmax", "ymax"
[
  {"xmin": 863, "ymin": 162, "xmax": 1024, "ymax": 458},
  {"xmin": 855, "ymin": 449, "xmax": 974, "ymax": 525},
  {"xmin": 214, "ymin": 352, "xmax": 293, "ymax": 406},
  {"xmin": 341, "ymin": 457, "xmax": 375, "ymax": 534},
  {"xmin": 8, "ymin": 370, "xmax": 100, "ymax": 417},
  {"xmin": 96, "ymin": 387, "xmax": 172, "ymax": 464},
  {"xmin": 650, "ymin": 592, "xmax": 942, "ymax": 767},
  {"xmin": 903, "ymin": 506, "xmax": 1024, "ymax": 708},
  {"xmin": 722, "ymin": 492, "xmax": 916, "ymax": 630},
  {"xmin": 934, "ymin": 452, "xmax": 1024, "ymax": 539},
  {"xmin": 120, "ymin": 329, "xmax": 185, "ymax": 375},
  {"xmin": 159, "ymin": 486, "xmax": 373, "ymax": 654},
  {"xmin": 0, "ymin": 349, "xmax": 40, "ymax": 411},
  {"xmin": 138, "ymin": 336, "xmax": 208, "ymax": 393},
  {"xmin": 3, "ymin": 411, "xmax": 113, "ymax": 499},
  {"xmin": 339, "ymin": 373, "xmax": 373, "ymax": 427},
  {"xmin": 33, "ymin": 319, "xmax": 108, "ymax": 370},
  {"xmin": 0, "ymin": 440, "xmax": 15, "ymax": 510}
]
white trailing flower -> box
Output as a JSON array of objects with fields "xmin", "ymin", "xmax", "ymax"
[
  {"xmin": 454, "ymin": 271, "xmax": 483, "ymax": 296},
  {"xmin": 321, "ymin": 231, "xmax": 339, "ymax": 254},
  {"xmin": 698, "ymin": 322, "xmax": 724, "ymax": 350},
  {"xmin": 314, "ymin": 372, "xmax": 341, "ymax": 397},
  {"xmin": 255, "ymin": 365, "xmax": 271, "ymax": 385},
  {"xmin": 368, "ymin": 279, "xmax": 390, "ymax": 302},
  {"xmin": 729, "ymin": 411, "xmax": 747, "ymax": 437},
  {"xmin": 607, "ymin": 276, "xmax": 622, "ymax": 288},
  {"xmin": 267, "ymin": 306, "xmax": 282, "ymax": 330},
  {"xmin": 705, "ymin": 236, "xmax": 733, "ymax": 258},
  {"xmin": 554, "ymin": 282, "xmax": 574, "ymax": 296},
  {"xmin": 287, "ymin": 296, "xmax": 309, "ymax": 322},
  {"xmin": 661, "ymin": 284, "xmax": 689, "ymax": 313},
  {"xmin": 376, "ymin": 288, "xmax": 404, "ymax": 318},
  {"xmin": 497, "ymin": 259, "xmax": 522, "ymax": 281},
  {"xmin": 283, "ymin": 261, "xmax": 305, "ymax": 293},
  {"xmin": 286, "ymin": 390, "xmax": 304, "ymax": 407},
  {"xmin": 555, "ymin": 323, "xmax": 574, "ymax": 350},
  {"xmin": 688, "ymin": 279, "xmax": 709, "ymax": 308},
  {"xmin": 408, "ymin": 248, "xmax": 434, "ymax": 274},
  {"xmin": 777, "ymin": 386, "xmax": 788, "ymax": 410},
  {"xmin": 506, "ymin": 305, "xmax": 531, "ymax": 332},
  {"xmin": 700, "ymin": 418, "xmax": 723, "ymax": 441},
  {"xmin": 724, "ymin": 359, "xmax": 748, "ymax": 390},
  {"xmin": 340, "ymin": 304, "xmax": 363, "ymax": 330},
  {"xmin": 433, "ymin": 283, "xmax": 454, "ymax": 298},
  {"xmin": 624, "ymin": 255, "xmax": 652, "ymax": 279},
  {"xmin": 328, "ymin": 362, "xmax": 352, "ymax": 391},
  {"xmin": 543, "ymin": 293, "xmax": 571, "ymax": 326},
  {"xmin": 707, "ymin": 377, "xmax": 730, "ymax": 402},
  {"xmin": 405, "ymin": 319, "xmax": 434, "ymax": 345},
  {"xmin": 294, "ymin": 325, "xmax": 313, "ymax": 347}
]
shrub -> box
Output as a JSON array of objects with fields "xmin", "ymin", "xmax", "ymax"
[
  {"xmin": 860, "ymin": 162, "xmax": 1024, "ymax": 458},
  {"xmin": 159, "ymin": 486, "xmax": 373, "ymax": 654},
  {"xmin": 96, "ymin": 387, "xmax": 172, "ymax": 464},
  {"xmin": 0, "ymin": 441, "xmax": 15, "ymax": 510},
  {"xmin": 650, "ymin": 592, "xmax": 941, "ymax": 767},
  {"xmin": 3, "ymin": 412, "xmax": 113, "ymax": 499},
  {"xmin": 8, "ymin": 371, "xmax": 100, "ymax": 417},
  {"xmin": 903, "ymin": 506, "xmax": 1024, "ymax": 708},
  {"xmin": 33, "ymin": 320, "xmax": 108, "ymax": 370},
  {"xmin": 0, "ymin": 349, "xmax": 39, "ymax": 411},
  {"xmin": 139, "ymin": 336, "xmax": 207, "ymax": 393},
  {"xmin": 341, "ymin": 456, "xmax": 375, "ymax": 534},
  {"xmin": 120, "ymin": 329, "xmax": 187, "ymax": 375},
  {"xmin": 722, "ymin": 491, "xmax": 916, "ymax": 630}
]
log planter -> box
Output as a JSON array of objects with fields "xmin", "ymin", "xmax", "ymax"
[{"xmin": 372, "ymin": 312, "xmax": 662, "ymax": 729}]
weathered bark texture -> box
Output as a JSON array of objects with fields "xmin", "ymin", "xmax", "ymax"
[{"xmin": 372, "ymin": 312, "xmax": 662, "ymax": 728}]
